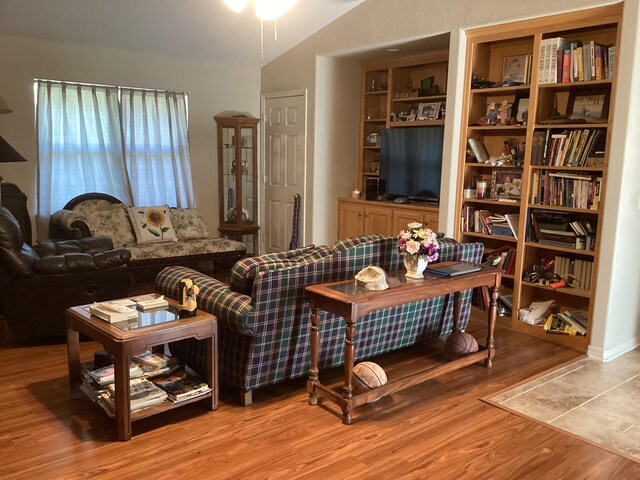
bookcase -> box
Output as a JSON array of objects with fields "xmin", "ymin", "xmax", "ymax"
[
  {"xmin": 455, "ymin": 4, "xmax": 621, "ymax": 351},
  {"xmin": 358, "ymin": 50, "xmax": 448, "ymax": 191}
]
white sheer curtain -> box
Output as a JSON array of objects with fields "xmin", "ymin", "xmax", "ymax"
[
  {"xmin": 36, "ymin": 80, "xmax": 133, "ymax": 238},
  {"xmin": 121, "ymin": 88, "xmax": 194, "ymax": 207}
]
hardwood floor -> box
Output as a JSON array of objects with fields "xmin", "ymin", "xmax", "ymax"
[{"xmin": 1, "ymin": 317, "xmax": 638, "ymax": 479}]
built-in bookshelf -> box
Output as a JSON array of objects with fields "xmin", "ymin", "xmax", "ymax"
[
  {"xmin": 455, "ymin": 4, "xmax": 621, "ymax": 351},
  {"xmin": 357, "ymin": 51, "xmax": 449, "ymax": 191}
]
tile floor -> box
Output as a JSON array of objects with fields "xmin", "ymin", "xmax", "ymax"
[{"xmin": 490, "ymin": 347, "xmax": 640, "ymax": 461}]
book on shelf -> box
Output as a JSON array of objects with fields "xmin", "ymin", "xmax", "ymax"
[
  {"xmin": 131, "ymin": 294, "xmax": 169, "ymax": 311},
  {"xmin": 504, "ymin": 213, "xmax": 519, "ymax": 240},
  {"xmin": 153, "ymin": 370, "xmax": 211, "ymax": 403},
  {"xmin": 89, "ymin": 302, "xmax": 138, "ymax": 323},
  {"xmin": 544, "ymin": 314, "xmax": 580, "ymax": 335},
  {"xmin": 467, "ymin": 138, "xmax": 489, "ymax": 163}
]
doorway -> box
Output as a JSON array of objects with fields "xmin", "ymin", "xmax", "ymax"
[{"xmin": 261, "ymin": 90, "xmax": 307, "ymax": 254}]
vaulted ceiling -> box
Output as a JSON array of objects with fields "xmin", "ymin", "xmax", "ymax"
[{"xmin": 0, "ymin": 0, "xmax": 365, "ymax": 66}]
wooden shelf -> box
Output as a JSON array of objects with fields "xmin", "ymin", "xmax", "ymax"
[
  {"xmin": 470, "ymin": 85, "xmax": 532, "ymax": 95},
  {"xmin": 392, "ymin": 94, "xmax": 447, "ymax": 103},
  {"xmin": 520, "ymin": 281, "xmax": 591, "ymax": 298},
  {"xmin": 389, "ymin": 120, "xmax": 445, "ymax": 127},
  {"xmin": 527, "ymin": 204, "xmax": 600, "ymax": 215},
  {"xmin": 460, "ymin": 231, "xmax": 518, "ymax": 243},
  {"xmin": 468, "ymin": 125, "xmax": 528, "ymax": 132},
  {"xmin": 524, "ymin": 241, "xmax": 596, "ymax": 256},
  {"xmin": 537, "ymin": 78, "xmax": 612, "ymax": 90}
]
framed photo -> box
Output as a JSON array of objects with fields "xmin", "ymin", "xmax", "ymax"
[
  {"xmin": 491, "ymin": 168, "xmax": 522, "ymax": 199},
  {"xmin": 417, "ymin": 102, "xmax": 440, "ymax": 120},
  {"xmin": 513, "ymin": 95, "xmax": 530, "ymax": 125},
  {"xmin": 487, "ymin": 100, "xmax": 512, "ymax": 125},
  {"xmin": 567, "ymin": 90, "xmax": 609, "ymax": 122},
  {"xmin": 502, "ymin": 55, "xmax": 527, "ymax": 84}
]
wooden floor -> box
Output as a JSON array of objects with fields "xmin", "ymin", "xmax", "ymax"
[{"xmin": 1, "ymin": 316, "xmax": 639, "ymax": 479}]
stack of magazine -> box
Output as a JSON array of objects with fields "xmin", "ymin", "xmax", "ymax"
[{"xmin": 79, "ymin": 352, "xmax": 211, "ymax": 415}]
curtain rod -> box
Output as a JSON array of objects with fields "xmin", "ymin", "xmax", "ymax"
[{"xmin": 34, "ymin": 78, "xmax": 187, "ymax": 96}]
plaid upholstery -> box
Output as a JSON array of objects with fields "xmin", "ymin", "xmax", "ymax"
[{"xmin": 157, "ymin": 235, "xmax": 484, "ymax": 395}]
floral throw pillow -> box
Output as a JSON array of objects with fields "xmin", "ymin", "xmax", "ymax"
[{"xmin": 128, "ymin": 206, "xmax": 178, "ymax": 244}]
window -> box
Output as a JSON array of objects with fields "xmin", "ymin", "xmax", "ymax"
[{"xmin": 35, "ymin": 80, "xmax": 194, "ymax": 238}]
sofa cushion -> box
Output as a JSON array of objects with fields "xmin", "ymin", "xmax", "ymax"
[
  {"xmin": 229, "ymin": 245, "xmax": 317, "ymax": 294},
  {"xmin": 80, "ymin": 203, "xmax": 136, "ymax": 248},
  {"xmin": 128, "ymin": 206, "xmax": 178, "ymax": 244},
  {"xmin": 169, "ymin": 208, "xmax": 211, "ymax": 240},
  {"xmin": 127, "ymin": 237, "xmax": 245, "ymax": 262}
]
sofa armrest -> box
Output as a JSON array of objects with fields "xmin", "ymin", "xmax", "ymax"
[
  {"xmin": 34, "ymin": 248, "xmax": 131, "ymax": 273},
  {"xmin": 49, "ymin": 209, "xmax": 90, "ymax": 239},
  {"xmin": 155, "ymin": 266, "xmax": 255, "ymax": 335}
]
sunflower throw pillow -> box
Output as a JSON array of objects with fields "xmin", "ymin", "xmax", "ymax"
[{"xmin": 128, "ymin": 206, "xmax": 178, "ymax": 244}]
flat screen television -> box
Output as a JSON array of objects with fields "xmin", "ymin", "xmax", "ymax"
[{"xmin": 379, "ymin": 126, "xmax": 444, "ymax": 205}]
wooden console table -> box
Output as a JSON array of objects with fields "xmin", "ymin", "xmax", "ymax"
[{"xmin": 306, "ymin": 263, "xmax": 502, "ymax": 424}]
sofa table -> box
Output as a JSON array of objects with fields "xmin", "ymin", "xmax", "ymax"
[
  {"xmin": 306, "ymin": 262, "xmax": 502, "ymax": 424},
  {"xmin": 66, "ymin": 298, "xmax": 218, "ymax": 441}
]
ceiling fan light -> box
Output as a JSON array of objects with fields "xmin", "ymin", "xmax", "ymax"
[
  {"xmin": 223, "ymin": 0, "xmax": 249, "ymax": 13},
  {"xmin": 254, "ymin": 0, "xmax": 297, "ymax": 20}
]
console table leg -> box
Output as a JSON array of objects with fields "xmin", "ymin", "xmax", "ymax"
[
  {"xmin": 452, "ymin": 292, "xmax": 461, "ymax": 332},
  {"xmin": 342, "ymin": 319, "xmax": 355, "ymax": 401},
  {"xmin": 307, "ymin": 306, "xmax": 320, "ymax": 406},
  {"xmin": 484, "ymin": 284, "xmax": 499, "ymax": 368},
  {"xmin": 342, "ymin": 410, "xmax": 352, "ymax": 425}
]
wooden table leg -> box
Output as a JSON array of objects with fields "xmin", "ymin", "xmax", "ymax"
[
  {"xmin": 342, "ymin": 319, "xmax": 355, "ymax": 425},
  {"xmin": 114, "ymin": 352, "xmax": 132, "ymax": 441},
  {"xmin": 307, "ymin": 305, "xmax": 320, "ymax": 406},
  {"xmin": 207, "ymin": 334, "xmax": 218, "ymax": 411},
  {"xmin": 484, "ymin": 284, "xmax": 499, "ymax": 368},
  {"xmin": 452, "ymin": 292, "xmax": 461, "ymax": 332},
  {"xmin": 66, "ymin": 319, "xmax": 82, "ymax": 400}
]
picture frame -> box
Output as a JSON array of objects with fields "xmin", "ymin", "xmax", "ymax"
[
  {"xmin": 567, "ymin": 90, "xmax": 609, "ymax": 123},
  {"xmin": 417, "ymin": 102, "xmax": 440, "ymax": 120},
  {"xmin": 513, "ymin": 95, "xmax": 530, "ymax": 125},
  {"xmin": 491, "ymin": 168, "xmax": 522, "ymax": 199},
  {"xmin": 502, "ymin": 55, "xmax": 527, "ymax": 84}
]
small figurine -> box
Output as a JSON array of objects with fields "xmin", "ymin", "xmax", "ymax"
[
  {"xmin": 498, "ymin": 100, "xmax": 510, "ymax": 125},
  {"xmin": 178, "ymin": 278, "xmax": 200, "ymax": 318},
  {"xmin": 487, "ymin": 102, "xmax": 497, "ymax": 125}
]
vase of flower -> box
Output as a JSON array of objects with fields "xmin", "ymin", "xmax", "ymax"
[
  {"xmin": 403, "ymin": 255, "xmax": 429, "ymax": 279},
  {"xmin": 397, "ymin": 221, "xmax": 440, "ymax": 279}
]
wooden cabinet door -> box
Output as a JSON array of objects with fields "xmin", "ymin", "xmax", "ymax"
[
  {"xmin": 392, "ymin": 208, "xmax": 425, "ymax": 234},
  {"xmin": 423, "ymin": 210, "xmax": 439, "ymax": 232},
  {"xmin": 364, "ymin": 206, "xmax": 393, "ymax": 235},
  {"xmin": 338, "ymin": 203, "xmax": 365, "ymax": 238}
]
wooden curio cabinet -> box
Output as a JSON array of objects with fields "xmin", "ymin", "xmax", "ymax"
[{"xmin": 214, "ymin": 115, "xmax": 260, "ymax": 254}]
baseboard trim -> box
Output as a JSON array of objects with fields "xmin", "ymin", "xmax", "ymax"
[{"xmin": 588, "ymin": 336, "xmax": 640, "ymax": 362}]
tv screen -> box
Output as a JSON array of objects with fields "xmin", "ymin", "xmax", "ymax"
[{"xmin": 379, "ymin": 127, "xmax": 444, "ymax": 204}]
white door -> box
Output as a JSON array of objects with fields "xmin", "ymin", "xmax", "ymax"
[{"xmin": 262, "ymin": 91, "xmax": 307, "ymax": 253}]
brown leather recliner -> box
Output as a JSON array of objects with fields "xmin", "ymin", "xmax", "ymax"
[{"xmin": 0, "ymin": 206, "xmax": 132, "ymax": 339}]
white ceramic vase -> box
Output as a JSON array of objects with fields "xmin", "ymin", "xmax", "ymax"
[{"xmin": 403, "ymin": 255, "xmax": 428, "ymax": 279}]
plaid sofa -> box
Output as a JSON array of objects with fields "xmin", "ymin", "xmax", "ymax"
[{"xmin": 155, "ymin": 234, "xmax": 483, "ymax": 405}]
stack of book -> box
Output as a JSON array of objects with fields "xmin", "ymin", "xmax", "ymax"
[
  {"xmin": 539, "ymin": 37, "xmax": 615, "ymax": 84},
  {"xmin": 131, "ymin": 294, "xmax": 169, "ymax": 311},
  {"xmin": 132, "ymin": 351, "xmax": 181, "ymax": 378},
  {"xmin": 460, "ymin": 208, "xmax": 518, "ymax": 239},
  {"xmin": 543, "ymin": 311, "xmax": 588, "ymax": 336},
  {"xmin": 89, "ymin": 302, "xmax": 138, "ymax": 323},
  {"xmin": 482, "ymin": 245, "xmax": 517, "ymax": 275},
  {"xmin": 528, "ymin": 210, "xmax": 597, "ymax": 251},
  {"xmin": 98, "ymin": 378, "xmax": 168, "ymax": 417},
  {"xmin": 153, "ymin": 370, "xmax": 212, "ymax": 403},
  {"xmin": 80, "ymin": 360, "xmax": 165, "ymax": 417}
]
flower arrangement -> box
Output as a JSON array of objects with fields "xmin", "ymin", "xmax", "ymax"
[{"xmin": 397, "ymin": 222, "xmax": 439, "ymax": 262}]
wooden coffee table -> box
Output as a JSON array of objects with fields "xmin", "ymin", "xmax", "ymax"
[
  {"xmin": 66, "ymin": 297, "xmax": 217, "ymax": 441},
  {"xmin": 306, "ymin": 263, "xmax": 502, "ymax": 424}
]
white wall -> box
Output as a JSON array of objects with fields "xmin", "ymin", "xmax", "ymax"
[
  {"xmin": 0, "ymin": 34, "xmax": 261, "ymax": 236},
  {"xmin": 261, "ymin": 0, "xmax": 640, "ymax": 358}
]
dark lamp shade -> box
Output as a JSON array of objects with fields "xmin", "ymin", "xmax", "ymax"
[{"xmin": 0, "ymin": 136, "xmax": 27, "ymax": 163}]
